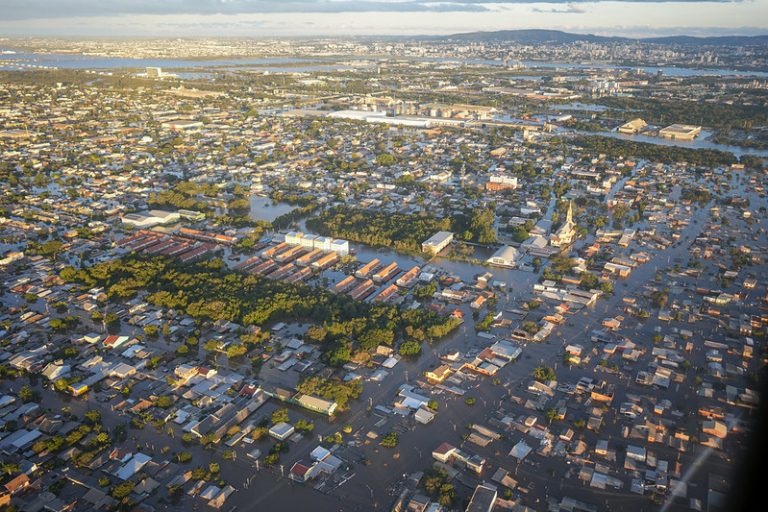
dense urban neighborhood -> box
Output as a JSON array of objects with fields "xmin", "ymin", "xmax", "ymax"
[{"xmin": 0, "ymin": 33, "xmax": 767, "ymax": 512}]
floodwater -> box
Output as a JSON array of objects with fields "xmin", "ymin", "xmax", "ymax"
[
  {"xmin": 0, "ymin": 51, "xmax": 317, "ymax": 70},
  {"xmin": 416, "ymin": 56, "xmax": 768, "ymax": 77},
  {"xmin": 3, "ymin": 50, "xmax": 766, "ymax": 78},
  {"xmin": 582, "ymin": 129, "xmax": 768, "ymax": 157},
  {"xmin": 249, "ymin": 197, "xmax": 297, "ymax": 222}
]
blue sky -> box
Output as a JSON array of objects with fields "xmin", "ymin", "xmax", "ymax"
[{"xmin": 0, "ymin": 0, "xmax": 766, "ymax": 37}]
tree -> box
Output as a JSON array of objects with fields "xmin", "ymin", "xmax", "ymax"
[
  {"xmin": 36, "ymin": 239, "xmax": 64, "ymax": 261},
  {"xmin": 380, "ymin": 432, "xmax": 399, "ymax": 448},
  {"xmin": 468, "ymin": 207, "xmax": 496, "ymax": 244},
  {"xmin": 295, "ymin": 419, "xmax": 314, "ymax": 433},
  {"xmin": 533, "ymin": 366, "xmax": 556, "ymax": 382},
  {"xmin": 0, "ymin": 462, "xmax": 21, "ymax": 476},
  {"xmin": 110, "ymin": 481, "xmax": 135, "ymax": 500},
  {"xmin": 84, "ymin": 410, "xmax": 101, "ymax": 424},
  {"xmin": 271, "ymin": 408, "xmax": 289, "ymax": 425},
  {"xmin": 226, "ymin": 343, "xmax": 247, "ymax": 358},
  {"xmin": 545, "ymin": 408, "xmax": 559, "ymax": 424},
  {"xmin": 19, "ymin": 385, "xmax": 36, "ymax": 403},
  {"xmin": 155, "ymin": 396, "xmax": 173, "ymax": 408},
  {"xmin": 203, "ymin": 339, "xmax": 220, "ymax": 352},
  {"xmin": 651, "ymin": 289, "xmax": 670, "ymax": 309},
  {"xmin": 375, "ymin": 153, "xmax": 396, "ymax": 166},
  {"xmin": 399, "ymin": 340, "xmax": 421, "ymax": 356},
  {"xmin": 53, "ymin": 378, "xmax": 69, "ymax": 393},
  {"xmin": 579, "ymin": 272, "xmax": 599, "ymax": 290}
]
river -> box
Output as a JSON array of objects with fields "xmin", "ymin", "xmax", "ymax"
[
  {"xmin": 2, "ymin": 49, "xmax": 767, "ymax": 78},
  {"xmin": 573, "ymin": 129, "xmax": 768, "ymax": 157}
]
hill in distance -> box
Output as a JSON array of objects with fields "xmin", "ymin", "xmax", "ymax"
[{"xmin": 441, "ymin": 29, "xmax": 768, "ymax": 46}]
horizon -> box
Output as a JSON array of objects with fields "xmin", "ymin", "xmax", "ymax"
[
  {"xmin": 2, "ymin": 28, "xmax": 768, "ymax": 40},
  {"xmin": 0, "ymin": 0, "xmax": 767, "ymax": 38}
]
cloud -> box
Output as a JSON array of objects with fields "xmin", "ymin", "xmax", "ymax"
[
  {"xmin": 532, "ymin": 4, "xmax": 587, "ymax": 13},
  {"xmin": 0, "ymin": 0, "xmax": 744, "ymax": 20}
]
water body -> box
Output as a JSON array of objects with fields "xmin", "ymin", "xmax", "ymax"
[
  {"xmin": 3, "ymin": 50, "xmax": 766, "ymax": 78},
  {"xmin": 0, "ymin": 51, "xmax": 317, "ymax": 70},
  {"xmin": 219, "ymin": 63, "xmax": 370, "ymax": 74},
  {"xmin": 417, "ymin": 56, "xmax": 768, "ymax": 78},
  {"xmin": 518, "ymin": 60, "xmax": 768, "ymax": 78},
  {"xmin": 296, "ymin": 217, "xmax": 537, "ymax": 298},
  {"xmin": 550, "ymin": 102, "xmax": 609, "ymax": 112},
  {"xmin": 248, "ymin": 197, "xmax": 297, "ymax": 222}
]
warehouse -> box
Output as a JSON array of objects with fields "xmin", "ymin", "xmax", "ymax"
[
  {"xmin": 486, "ymin": 245, "xmax": 519, "ymax": 267},
  {"xmin": 421, "ymin": 231, "xmax": 453, "ymax": 255}
]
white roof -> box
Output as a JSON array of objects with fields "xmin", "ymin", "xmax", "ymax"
[{"xmin": 509, "ymin": 440, "xmax": 532, "ymax": 460}]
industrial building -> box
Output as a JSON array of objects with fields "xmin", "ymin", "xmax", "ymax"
[
  {"xmin": 487, "ymin": 245, "xmax": 519, "ymax": 267},
  {"xmin": 617, "ymin": 118, "xmax": 648, "ymax": 135},
  {"xmin": 421, "ymin": 231, "xmax": 453, "ymax": 255},
  {"xmin": 485, "ymin": 175, "xmax": 518, "ymax": 192},
  {"xmin": 658, "ymin": 124, "xmax": 702, "ymax": 141},
  {"xmin": 121, "ymin": 209, "xmax": 180, "ymax": 227},
  {"xmin": 284, "ymin": 231, "xmax": 349, "ymax": 255}
]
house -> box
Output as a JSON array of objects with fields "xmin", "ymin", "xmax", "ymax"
[
  {"xmin": 269, "ymin": 422, "xmax": 295, "ymax": 441},
  {"xmin": 702, "ymin": 420, "xmax": 728, "ymax": 439},
  {"xmin": 466, "ymin": 483, "xmax": 498, "ymax": 512},
  {"xmin": 295, "ymin": 394, "xmax": 338, "ymax": 416},
  {"xmin": 432, "ymin": 442, "xmax": 457, "ymax": 463},
  {"xmin": 290, "ymin": 461, "xmax": 320, "ymax": 482},
  {"xmin": 425, "ymin": 365, "xmax": 453, "ymax": 383},
  {"xmin": 414, "ymin": 408, "xmax": 436, "ymax": 425},
  {"xmin": 4, "ymin": 473, "xmax": 29, "ymax": 495}
]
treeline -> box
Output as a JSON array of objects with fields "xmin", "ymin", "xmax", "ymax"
[
  {"xmin": 272, "ymin": 203, "xmax": 317, "ymax": 231},
  {"xmin": 148, "ymin": 180, "xmax": 219, "ymax": 212},
  {"xmin": 305, "ymin": 205, "xmax": 497, "ymax": 252},
  {"xmin": 573, "ymin": 135, "xmax": 737, "ymax": 167},
  {"xmin": 596, "ymin": 96, "xmax": 768, "ymax": 130},
  {"xmin": 61, "ymin": 255, "xmax": 460, "ymax": 366},
  {"xmin": 306, "ymin": 206, "xmax": 451, "ymax": 254}
]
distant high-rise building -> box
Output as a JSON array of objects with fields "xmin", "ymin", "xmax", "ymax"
[{"xmin": 146, "ymin": 67, "xmax": 162, "ymax": 78}]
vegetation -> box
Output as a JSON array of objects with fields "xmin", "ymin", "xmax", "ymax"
[
  {"xmin": 380, "ymin": 431, "xmax": 400, "ymax": 448},
  {"xmin": 399, "ymin": 340, "xmax": 422, "ymax": 356},
  {"xmin": 422, "ymin": 468, "xmax": 457, "ymax": 507},
  {"xmin": 296, "ymin": 375, "xmax": 362, "ymax": 411},
  {"xmin": 681, "ymin": 187, "xmax": 713, "ymax": 205},
  {"xmin": 271, "ymin": 408, "xmax": 290, "ymax": 425},
  {"xmin": 306, "ymin": 206, "xmax": 450, "ymax": 254},
  {"xmin": 294, "ymin": 419, "xmax": 314, "ymax": 433},
  {"xmin": 573, "ymin": 135, "xmax": 737, "ymax": 166},
  {"xmin": 533, "ymin": 365, "xmax": 556, "ymax": 382},
  {"xmin": 305, "ymin": 205, "xmax": 497, "ymax": 254},
  {"xmin": 597, "ymin": 95, "xmax": 768, "ymax": 130},
  {"xmin": 64, "ymin": 254, "xmax": 460, "ymax": 365},
  {"xmin": 148, "ymin": 180, "xmax": 216, "ymax": 212}
]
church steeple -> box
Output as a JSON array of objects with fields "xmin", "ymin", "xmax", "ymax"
[{"xmin": 565, "ymin": 200, "xmax": 573, "ymax": 225}]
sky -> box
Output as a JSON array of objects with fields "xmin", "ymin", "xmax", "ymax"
[{"xmin": 0, "ymin": 0, "xmax": 766, "ymax": 37}]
